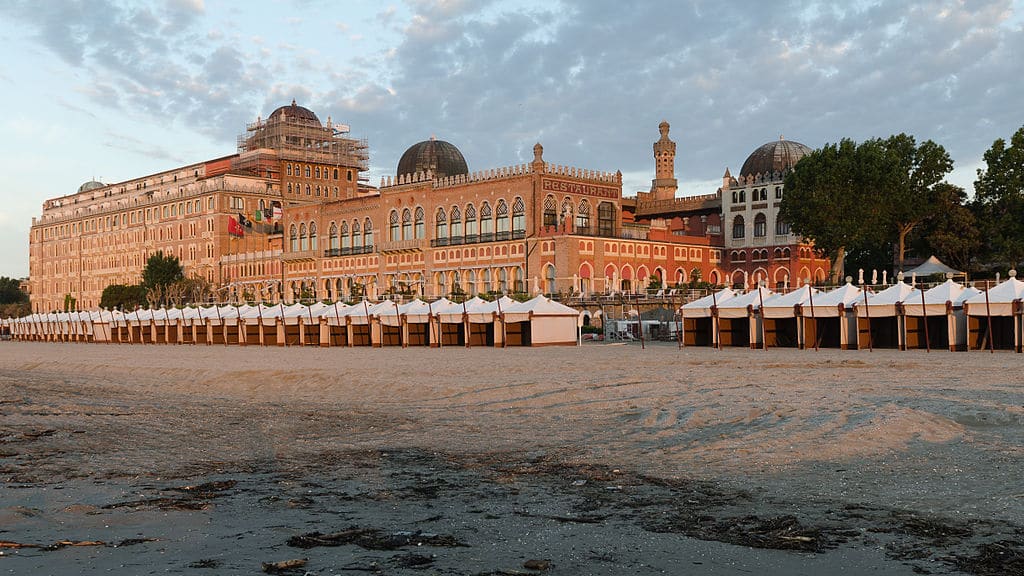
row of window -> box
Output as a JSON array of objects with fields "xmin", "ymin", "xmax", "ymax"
[
  {"xmin": 731, "ymin": 186, "xmax": 782, "ymax": 204},
  {"xmin": 540, "ymin": 195, "xmax": 616, "ymax": 233},
  {"xmin": 289, "ymin": 219, "xmax": 376, "ymax": 252},
  {"xmin": 286, "ymin": 182, "xmax": 340, "ymax": 198},
  {"xmin": 39, "ymin": 197, "xmax": 219, "ymax": 240},
  {"xmin": 731, "ymin": 214, "xmax": 790, "ymax": 239},
  {"xmin": 285, "ymin": 163, "xmax": 354, "ymax": 182}
]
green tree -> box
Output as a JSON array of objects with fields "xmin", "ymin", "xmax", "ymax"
[
  {"xmin": 141, "ymin": 251, "xmax": 184, "ymax": 291},
  {"xmin": 880, "ymin": 134, "xmax": 954, "ymax": 271},
  {"xmin": 780, "ymin": 135, "xmax": 954, "ymax": 280},
  {"xmin": 779, "ymin": 138, "xmax": 889, "ymax": 281},
  {"xmin": 912, "ymin": 183, "xmax": 980, "ymax": 274},
  {"xmin": 99, "ymin": 284, "xmax": 147, "ymax": 310},
  {"xmin": 973, "ymin": 125, "xmax": 1024, "ymax": 268},
  {"xmin": 0, "ymin": 277, "xmax": 28, "ymax": 305}
]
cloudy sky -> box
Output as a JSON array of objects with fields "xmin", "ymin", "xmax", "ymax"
[{"xmin": 1, "ymin": 0, "xmax": 1022, "ymax": 278}]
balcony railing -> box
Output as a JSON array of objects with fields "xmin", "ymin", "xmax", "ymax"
[
  {"xmin": 324, "ymin": 245, "xmax": 374, "ymax": 257},
  {"xmin": 378, "ymin": 238, "xmax": 424, "ymax": 253},
  {"xmin": 282, "ymin": 249, "xmax": 317, "ymax": 262},
  {"xmin": 430, "ymin": 230, "xmax": 525, "ymax": 247}
]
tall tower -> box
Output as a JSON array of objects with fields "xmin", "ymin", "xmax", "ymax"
[{"xmin": 650, "ymin": 120, "xmax": 678, "ymax": 201}]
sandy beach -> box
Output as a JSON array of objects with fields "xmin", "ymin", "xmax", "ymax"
[{"xmin": 1, "ymin": 341, "xmax": 1022, "ymax": 575}]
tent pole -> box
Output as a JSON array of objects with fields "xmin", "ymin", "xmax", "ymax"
[
  {"xmin": 362, "ymin": 297, "xmax": 371, "ymax": 348},
  {"xmin": 428, "ymin": 300, "xmax": 440, "ymax": 349},
  {"xmin": 332, "ymin": 301, "xmax": 341, "ymax": 348},
  {"xmin": 280, "ymin": 300, "xmax": 288, "ymax": 347},
  {"xmin": 215, "ymin": 302, "xmax": 226, "ymax": 347},
  {"xmin": 676, "ymin": 293, "xmax": 683, "ymax": 350},
  {"xmin": 496, "ymin": 296, "xmax": 506, "ymax": 349},
  {"xmin": 462, "ymin": 297, "xmax": 470, "ymax": 348},
  {"xmin": 984, "ymin": 280, "xmax": 994, "ymax": 354},
  {"xmin": 393, "ymin": 298, "xmax": 404, "ymax": 348},
  {"xmin": 808, "ymin": 283, "xmax": 818, "ymax": 352},
  {"xmin": 307, "ymin": 304, "xmax": 315, "ymax": 347},
  {"xmin": 757, "ymin": 283, "xmax": 767, "ymax": 351},
  {"xmin": 921, "ymin": 286, "xmax": 930, "ymax": 353},
  {"xmin": 636, "ymin": 293, "xmax": 645, "ymax": 350},
  {"xmin": 711, "ymin": 289, "xmax": 720, "ymax": 351},
  {"xmin": 863, "ymin": 284, "xmax": 873, "ymax": 352}
]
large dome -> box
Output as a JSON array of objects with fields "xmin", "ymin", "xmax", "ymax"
[
  {"xmin": 396, "ymin": 138, "xmax": 468, "ymax": 179},
  {"xmin": 77, "ymin": 180, "xmax": 105, "ymax": 193},
  {"xmin": 269, "ymin": 99, "xmax": 321, "ymax": 126},
  {"xmin": 739, "ymin": 137, "xmax": 812, "ymax": 179}
]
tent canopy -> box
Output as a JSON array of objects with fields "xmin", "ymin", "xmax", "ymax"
[{"xmin": 901, "ymin": 255, "xmax": 962, "ymax": 277}]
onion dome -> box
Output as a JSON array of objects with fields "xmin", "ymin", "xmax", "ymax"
[
  {"xmin": 269, "ymin": 99, "xmax": 321, "ymax": 126},
  {"xmin": 739, "ymin": 136, "xmax": 812, "ymax": 179},
  {"xmin": 396, "ymin": 137, "xmax": 469, "ymax": 179},
  {"xmin": 77, "ymin": 180, "xmax": 105, "ymax": 193}
]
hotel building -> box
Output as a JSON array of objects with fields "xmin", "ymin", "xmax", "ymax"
[{"xmin": 28, "ymin": 102, "xmax": 828, "ymax": 311}]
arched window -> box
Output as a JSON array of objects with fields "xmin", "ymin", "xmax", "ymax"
[
  {"xmin": 467, "ymin": 269, "xmax": 477, "ymax": 296},
  {"xmin": 515, "ymin": 267, "xmax": 525, "ymax": 293},
  {"xmin": 598, "ymin": 202, "xmax": 615, "ymax": 236},
  {"xmin": 511, "ymin": 197, "xmax": 524, "ymax": 233},
  {"xmin": 414, "ymin": 207, "xmax": 425, "ymax": 239},
  {"xmin": 480, "ymin": 202, "xmax": 493, "ymax": 236},
  {"xmin": 482, "ymin": 268, "xmax": 492, "ymax": 294},
  {"xmin": 732, "ymin": 215, "xmax": 745, "ymax": 239},
  {"xmin": 352, "ymin": 220, "xmax": 362, "ymax": 249},
  {"xmin": 543, "ymin": 195, "xmax": 557, "ymax": 227},
  {"xmin": 289, "ymin": 224, "xmax": 298, "ymax": 252},
  {"xmin": 753, "ymin": 213, "xmax": 767, "ymax": 237},
  {"xmin": 731, "ymin": 191, "xmax": 737, "ymax": 203},
  {"xmin": 341, "ymin": 221, "xmax": 350, "ymax": 250},
  {"xmin": 299, "ymin": 223, "xmax": 308, "ymax": 251},
  {"xmin": 465, "ymin": 204, "xmax": 477, "ymax": 238},
  {"xmin": 402, "ymin": 208, "xmax": 412, "ymax": 240},
  {"xmin": 499, "ymin": 268, "xmax": 508, "ymax": 293},
  {"xmin": 776, "ymin": 219, "xmax": 790, "ymax": 235},
  {"xmin": 329, "ymin": 222, "xmax": 338, "ymax": 250},
  {"xmin": 496, "ymin": 199, "xmax": 509, "ymax": 234},
  {"xmin": 738, "ymin": 190, "xmax": 746, "ymax": 203},
  {"xmin": 450, "ymin": 206, "xmax": 462, "ymax": 238},
  {"xmin": 435, "ymin": 208, "xmax": 448, "ymax": 239},
  {"xmin": 545, "ymin": 264, "xmax": 556, "ymax": 294},
  {"xmin": 576, "ymin": 199, "xmax": 591, "ymax": 232},
  {"xmin": 389, "ymin": 210, "xmax": 400, "ymax": 242},
  {"xmin": 363, "ymin": 218, "xmax": 373, "ymax": 247},
  {"xmin": 309, "ymin": 222, "xmax": 318, "ymax": 251}
]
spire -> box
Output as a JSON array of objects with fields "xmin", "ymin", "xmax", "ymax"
[{"xmin": 650, "ymin": 121, "xmax": 677, "ymax": 200}]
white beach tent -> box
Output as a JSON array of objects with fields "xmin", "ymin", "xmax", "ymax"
[
  {"xmin": 715, "ymin": 286, "xmax": 774, "ymax": 348},
  {"xmin": 501, "ymin": 295, "xmax": 579, "ymax": 346},
  {"xmin": 803, "ymin": 282, "xmax": 866, "ymax": 349},
  {"xmin": 901, "ymin": 279, "xmax": 981, "ymax": 351},
  {"xmin": 854, "ymin": 280, "xmax": 914, "ymax": 349},
  {"xmin": 962, "ymin": 272, "xmax": 1024, "ymax": 351},
  {"xmin": 679, "ymin": 288, "xmax": 737, "ymax": 347},
  {"xmin": 759, "ymin": 287, "xmax": 818, "ymax": 348},
  {"xmin": 900, "ymin": 256, "xmax": 962, "ymax": 278}
]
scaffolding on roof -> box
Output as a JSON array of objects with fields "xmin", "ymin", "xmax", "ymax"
[{"xmin": 235, "ymin": 108, "xmax": 368, "ymax": 175}]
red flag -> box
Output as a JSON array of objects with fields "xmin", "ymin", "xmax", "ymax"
[{"xmin": 228, "ymin": 216, "xmax": 245, "ymax": 237}]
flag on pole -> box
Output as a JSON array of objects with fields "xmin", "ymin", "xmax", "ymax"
[
  {"xmin": 228, "ymin": 216, "xmax": 245, "ymax": 237},
  {"xmin": 238, "ymin": 212, "xmax": 252, "ymax": 228}
]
